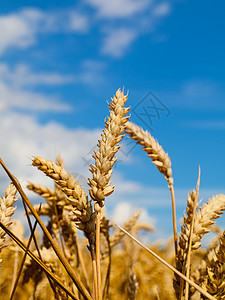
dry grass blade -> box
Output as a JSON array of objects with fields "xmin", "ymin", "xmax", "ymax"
[
  {"xmin": 0, "ymin": 221, "xmax": 79, "ymax": 300},
  {"xmin": 115, "ymin": 224, "xmax": 216, "ymax": 300},
  {"xmin": 0, "ymin": 158, "xmax": 92, "ymax": 300}
]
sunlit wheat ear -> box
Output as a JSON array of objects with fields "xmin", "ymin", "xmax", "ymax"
[
  {"xmin": 88, "ymin": 88, "xmax": 130, "ymax": 212},
  {"xmin": 125, "ymin": 121, "xmax": 173, "ymax": 185},
  {"xmin": 191, "ymin": 194, "xmax": 225, "ymax": 250},
  {"xmin": 0, "ymin": 183, "xmax": 18, "ymax": 256},
  {"xmin": 125, "ymin": 121, "xmax": 177, "ymax": 255},
  {"xmin": 32, "ymin": 157, "xmax": 96, "ymax": 239}
]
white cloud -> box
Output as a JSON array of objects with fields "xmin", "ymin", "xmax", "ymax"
[
  {"xmin": 85, "ymin": 0, "xmax": 149, "ymax": 18},
  {"xmin": 159, "ymin": 79, "xmax": 225, "ymax": 111},
  {"xmin": 0, "ymin": 81, "xmax": 71, "ymax": 113},
  {"xmin": 0, "ymin": 59, "xmax": 107, "ymax": 113},
  {"xmin": 0, "ymin": 13, "xmax": 35, "ymax": 54},
  {"xmin": 0, "ymin": 8, "xmax": 89, "ymax": 55},
  {"xmin": 0, "ymin": 110, "xmax": 101, "ymax": 188},
  {"xmin": 0, "ymin": 63, "xmax": 75, "ymax": 87},
  {"xmin": 181, "ymin": 120, "xmax": 225, "ymax": 130},
  {"xmin": 101, "ymin": 28, "xmax": 137, "ymax": 57},
  {"xmin": 0, "ymin": 2, "xmax": 174, "ymax": 59},
  {"xmin": 110, "ymin": 201, "xmax": 155, "ymax": 227},
  {"xmin": 74, "ymin": 59, "xmax": 107, "ymax": 85},
  {"xmin": 68, "ymin": 12, "xmax": 89, "ymax": 32},
  {"xmin": 152, "ymin": 2, "xmax": 171, "ymax": 17}
]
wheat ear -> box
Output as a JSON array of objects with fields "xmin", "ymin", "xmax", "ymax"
[
  {"xmin": 196, "ymin": 231, "xmax": 225, "ymax": 299},
  {"xmin": 88, "ymin": 89, "xmax": 130, "ymax": 299},
  {"xmin": 88, "ymin": 89, "xmax": 130, "ymax": 211},
  {"xmin": 179, "ymin": 194, "xmax": 225, "ymax": 252},
  {"xmin": 127, "ymin": 271, "xmax": 139, "ymax": 300},
  {"xmin": 125, "ymin": 121, "xmax": 177, "ymax": 254},
  {"xmin": 32, "ymin": 157, "xmax": 96, "ymax": 241},
  {"xmin": 0, "ymin": 183, "xmax": 18, "ymax": 256}
]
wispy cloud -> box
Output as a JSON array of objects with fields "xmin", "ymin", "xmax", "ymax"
[
  {"xmin": 101, "ymin": 28, "xmax": 137, "ymax": 57},
  {"xmin": 0, "ymin": 63, "xmax": 75, "ymax": 87},
  {"xmin": 0, "ymin": 81, "xmax": 71, "ymax": 112},
  {"xmin": 85, "ymin": 0, "xmax": 149, "ymax": 18},
  {"xmin": 152, "ymin": 2, "xmax": 171, "ymax": 17},
  {"xmin": 164, "ymin": 79, "xmax": 225, "ymax": 110},
  {"xmin": 0, "ymin": 1, "xmax": 173, "ymax": 59},
  {"xmin": 96, "ymin": 0, "xmax": 172, "ymax": 57},
  {"xmin": 181, "ymin": 120, "xmax": 225, "ymax": 130},
  {"xmin": 0, "ymin": 8, "xmax": 89, "ymax": 55},
  {"xmin": 0, "ymin": 110, "xmax": 101, "ymax": 186},
  {"xmin": 0, "ymin": 11, "xmax": 37, "ymax": 55}
]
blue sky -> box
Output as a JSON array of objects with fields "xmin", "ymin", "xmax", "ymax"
[{"xmin": 0, "ymin": 0, "xmax": 225, "ymax": 240}]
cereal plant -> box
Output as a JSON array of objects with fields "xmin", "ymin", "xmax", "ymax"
[{"xmin": 0, "ymin": 89, "xmax": 225, "ymax": 300}]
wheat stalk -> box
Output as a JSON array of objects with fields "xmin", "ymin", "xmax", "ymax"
[{"xmin": 88, "ymin": 88, "xmax": 130, "ymax": 299}]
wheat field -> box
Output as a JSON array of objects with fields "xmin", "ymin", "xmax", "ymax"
[{"xmin": 0, "ymin": 89, "xmax": 225, "ymax": 300}]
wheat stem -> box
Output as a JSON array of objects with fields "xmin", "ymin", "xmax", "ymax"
[
  {"xmin": 96, "ymin": 211, "xmax": 102, "ymax": 300},
  {"xmin": 169, "ymin": 184, "xmax": 177, "ymax": 255},
  {"xmin": 90, "ymin": 244, "xmax": 98, "ymax": 300}
]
